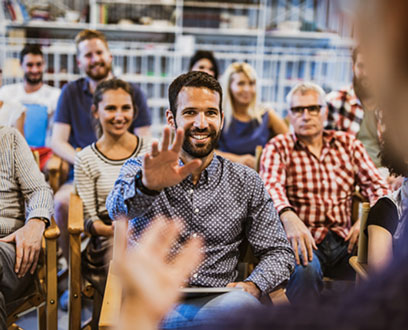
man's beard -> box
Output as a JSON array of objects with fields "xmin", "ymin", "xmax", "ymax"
[
  {"xmin": 181, "ymin": 126, "xmax": 220, "ymax": 159},
  {"xmin": 85, "ymin": 62, "xmax": 111, "ymax": 81},
  {"xmin": 353, "ymin": 75, "xmax": 371, "ymax": 100},
  {"xmin": 24, "ymin": 72, "xmax": 42, "ymax": 85}
]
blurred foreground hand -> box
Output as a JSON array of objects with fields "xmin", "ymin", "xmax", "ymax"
[{"xmin": 115, "ymin": 216, "xmax": 204, "ymax": 330}]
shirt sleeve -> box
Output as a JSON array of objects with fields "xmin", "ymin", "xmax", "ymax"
[
  {"xmin": 244, "ymin": 172, "xmax": 295, "ymax": 294},
  {"xmin": 352, "ymin": 137, "xmax": 392, "ymax": 205},
  {"xmin": 259, "ymin": 139, "xmax": 292, "ymax": 213},
  {"xmin": 106, "ymin": 157, "xmax": 158, "ymax": 221},
  {"xmin": 366, "ymin": 197, "xmax": 399, "ymax": 236},
  {"xmin": 74, "ymin": 152, "xmax": 101, "ymax": 234},
  {"xmin": 13, "ymin": 130, "xmax": 54, "ymax": 221},
  {"xmin": 54, "ymin": 83, "xmax": 72, "ymax": 125},
  {"xmin": 131, "ymin": 84, "xmax": 151, "ymax": 129}
]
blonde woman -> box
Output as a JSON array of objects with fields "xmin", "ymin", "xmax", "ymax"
[{"xmin": 217, "ymin": 62, "xmax": 288, "ymax": 168}]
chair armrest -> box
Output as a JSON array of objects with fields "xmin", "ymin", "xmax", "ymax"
[
  {"xmin": 352, "ymin": 190, "xmax": 368, "ymax": 203},
  {"xmin": 269, "ymin": 284, "xmax": 289, "ymax": 306},
  {"xmin": 68, "ymin": 193, "xmax": 84, "ymax": 235},
  {"xmin": 99, "ymin": 261, "xmax": 122, "ymax": 329},
  {"xmin": 349, "ymin": 256, "xmax": 368, "ymax": 280},
  {"xmin": 43, "ymin": 217, "xmax": 60, "ymax": 240},
  {"xmin": 46, "ymin": 154, "xmax": 69, "ymax": 193}
]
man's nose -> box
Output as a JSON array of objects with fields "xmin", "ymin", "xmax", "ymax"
[
  {"xmin": 301, "ymin": 108, "xmax": 312, "ymax": 119},
  {"xmin": 194, "ymin": 112, "xmax": 208, "ymax": 128}
]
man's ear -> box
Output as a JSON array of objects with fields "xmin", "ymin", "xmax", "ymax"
[
  {"xmin": 166, "ymin": 109, "xmax": 176, "ymax": 129},
  {"xmin": 91, "ymin": 104, "xmax": 99, "ymax": 119},
  {"xmin": 220, "ymin": 111, "xmax": 225, "ymax": 130}
]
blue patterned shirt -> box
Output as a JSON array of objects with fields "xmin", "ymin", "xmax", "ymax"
[{"xmin": 106, "ymin": 154, "xmax": 294, "ymax": 293}]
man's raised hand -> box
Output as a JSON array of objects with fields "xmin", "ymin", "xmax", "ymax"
[{"xmin": 142, "ymin": 127, "xmax": 202, "ymax": 191}]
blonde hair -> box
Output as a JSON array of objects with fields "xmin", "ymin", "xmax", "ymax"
[{"xmin": 220, "ymin": 62, "xmax": 264, "ymax": 129}]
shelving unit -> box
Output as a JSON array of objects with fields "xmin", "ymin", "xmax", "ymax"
[{"xmin": 0, "ymin": 0, "xmax": 354, "ymax": 137}]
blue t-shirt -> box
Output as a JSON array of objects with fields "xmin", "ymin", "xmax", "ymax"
[
  {"xmin": 54, "ymin": 77, "xmax": 151, "ymax": 149},
  {"xmin": 218, "ymin": 111, "xmax": 271, "ymax": 155}
]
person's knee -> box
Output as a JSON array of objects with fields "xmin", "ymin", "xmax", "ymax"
[{"xmin": 291, "ymin": 258, "xmax": 323, "ymax": 285}]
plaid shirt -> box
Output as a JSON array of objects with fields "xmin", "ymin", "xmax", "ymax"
[
  {"xmin": 325, "ymin": 85, "xmax": 382, "ymax": 138},
  {"xmin": 259, "ymin": 130, "xmax": 391, "ymax": 243}
]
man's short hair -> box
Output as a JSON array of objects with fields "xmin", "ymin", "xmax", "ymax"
[
  {"xmin": 20, "ymin": 44, "xmax": 43, "ymax": 63},
  {"xmin": 286, "ymin": 81, "xmax": 326, "ymax": 106},
  {"xmin": 74, "ymin": 29, "xmax": 109, "ymax": 54},
  {"xmin": 352, "ymin": 46, "xmax": 361, "ymax": 64},
  {"xmin": 168, "ymin": 71, "xmax": 223, "ymax": 117}
]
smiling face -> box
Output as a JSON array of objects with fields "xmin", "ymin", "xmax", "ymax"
[
  {"xmin": 190, "ymin": 58, "xmax": 216, "ymax": 78},
  {"xmin": 229, "ymin": 72, "xmax": 256, "ymax": 109},
  {"xmin": 22, "ymin": 53, "xmax": 44, "ymax": 85},
  {"xmin": 93, "ymin": 88, "xmax": 134, "ymax": 138},
  {"xmin": 289, "ymin": 90, "xmax": 327, "ymax": 139},
  {"xmin": 77, "ymin": 38, "xmax": 112, "ymax": 82},
  {"xmin": 167, "ymin": 86, "xmax": 223, "ymax": 159}
]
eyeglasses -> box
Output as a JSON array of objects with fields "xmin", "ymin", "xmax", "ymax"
[{"xmin": 290, "ymin": 105, "xmax": 323, "ymax": 117}]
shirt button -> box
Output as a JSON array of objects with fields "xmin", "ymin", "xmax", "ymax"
[
  {"xmin": 189, "ymin": 189, "xmax": 194, "ymax": 194},
  {"xmin": 193, "ymin": 273, "xmax": 198, "ymax": 278},
  {"xmin": 194, "ymin": 208, "xmax": 199, "ymax": 214},
  {"xmin": 192, "ymin": 233, "xmax": 197, "ymax": 238}
]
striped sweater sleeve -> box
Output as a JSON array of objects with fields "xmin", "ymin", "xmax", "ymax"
[{"xmin": 12, "ymin": 128, "xmax": 54, "ymax": 221}]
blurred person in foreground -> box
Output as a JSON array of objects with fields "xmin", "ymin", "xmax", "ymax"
[{"xmin": 114, "ymin": 0, "xmax": 408, "ymax": 329}]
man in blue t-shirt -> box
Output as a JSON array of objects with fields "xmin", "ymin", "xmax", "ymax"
[{"xmin": 50, "ymin": 30, "xmax": 152, "ymax": 283}]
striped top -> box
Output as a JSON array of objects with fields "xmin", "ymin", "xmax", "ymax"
[
  {"xmin": 0, "ymin": 126, "xmax": 53, "ymax": 237},
  {"xmin": 74, "ymin": 136, "xmax": 152, "ymax": 233}
]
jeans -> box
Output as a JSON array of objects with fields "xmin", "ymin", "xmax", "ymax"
[
  {"xmin": 161, "ymin": 290, "xmax": 261, "ymax": 329},
  {"xmin": 0, "ymin": 242, "xmax": 33, "ymax": 329},
  {"xmin": 286, "ymin": 231, "xmax": 355, "ymax": 304}
]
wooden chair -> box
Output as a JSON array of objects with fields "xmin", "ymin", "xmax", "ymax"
[
  {"xmin": 68, "ymin": 191, "xmax": 107, "ymax": 330},
  {"xmin": 6, "ymin": 151, "xmax": 60, "ymax": 330},
  {"xmin": 255, "ymin": 145, "xmax": 263, "ymax": 173},
  {"xmin": 46, "ymin": 155, "xmax": 69, "ymax": 194},
  {"xmin": 349, "ymin": 202, "xmax": 371, "ymax": 283},
  {"xmin": 238, "ymin": 238, "xmax": 289, "ymax": 305}
]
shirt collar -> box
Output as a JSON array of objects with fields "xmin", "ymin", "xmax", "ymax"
[
  {"xmin": 83, "ymin": 77, "xmax": 93, "ymax": 95},
  {"xmin": 348, "ymin": 85, "xmax": 362, "ymax": 107},
  {"xmin": 292, "ymin": 130, "xmax": 336, "ymax": 149},
  {"xmin": 178, "ymin": 153, "xmax": 219, "ymax": 185}
]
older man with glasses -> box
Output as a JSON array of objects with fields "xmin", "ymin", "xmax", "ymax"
[{"xmin": 259, "ymin": 82, "xmax": 390, "ymax": 304}]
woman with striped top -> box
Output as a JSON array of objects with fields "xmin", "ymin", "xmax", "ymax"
[{"xmin": 74, "ymin": 78, "xmax": 152, "ymax": 297}]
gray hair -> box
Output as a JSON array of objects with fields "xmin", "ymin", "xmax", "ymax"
[{"xmin": 286, "ymin": 82, "xmax": 326, "ymax": 106}]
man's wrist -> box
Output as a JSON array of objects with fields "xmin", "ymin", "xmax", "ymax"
[
  {"xmin": 279, "ymin": 206, "xmax": 296, "ymax": 217},
  {"xmin": 29, "ymin": 217, "xmax": 50, "ymax": 228},
  {"xmin": 135, "ymin": 170, "xmax": 161, "ymax": 196}
]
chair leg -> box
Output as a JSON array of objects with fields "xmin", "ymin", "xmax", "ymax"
[
  {"xmin": 37, "ymin": 304, "xmax": 46, "ymax": 330},
  {"xmin": 69, "ymin": 232, "xmax": 82, "ymax": 330},
  {"xmin": 45, "ymin": 237, "xmax": 58, "ymax": 330}
]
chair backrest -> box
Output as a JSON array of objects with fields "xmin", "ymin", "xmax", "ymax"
[
  {"xmin": 357, "ymin": 202, "xmax": 371, "ymax": 264},
  {"xmin": 23, "ymin": 103, "xmax": 48, "ymax": 147},
  {"xmin": 255, "ymin": 145, "xmax": 263, "ymax": 173}
]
